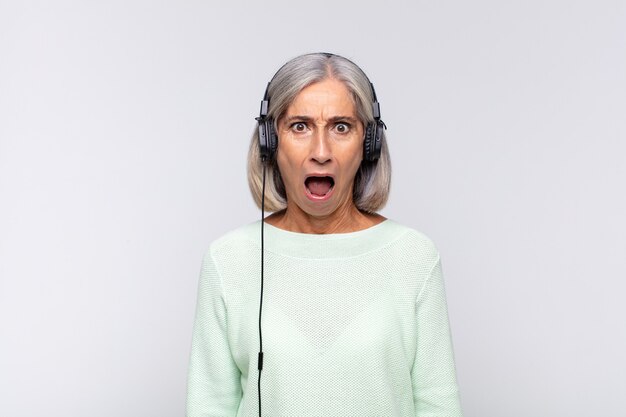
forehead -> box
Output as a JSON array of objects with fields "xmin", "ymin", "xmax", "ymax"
[{"xmin": 285, "ymin": 78, "xmax": 356, "ymax": 116}]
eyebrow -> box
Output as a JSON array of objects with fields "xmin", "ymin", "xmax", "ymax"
[{"xmin": 282, "ymin": 115, "xmax": 359, "ymax": 125}]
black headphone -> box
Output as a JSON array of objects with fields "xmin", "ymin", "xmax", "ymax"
[
  {"xmin": 254, "ymin": 53, "xmax": 385, "ymax": 417},
  {"xmin": 256, "ymin": 53, "xmax": 386, "ymax": 163}
]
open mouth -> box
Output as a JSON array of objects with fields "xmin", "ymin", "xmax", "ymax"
[{"xmin": 305, "ymin": 176, "xmax": 335, "ymax": 197}]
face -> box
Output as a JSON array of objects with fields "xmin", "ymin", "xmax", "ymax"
[{"xmin": 276, "ymin": 78, "xmax": 364, "ymax": 218}]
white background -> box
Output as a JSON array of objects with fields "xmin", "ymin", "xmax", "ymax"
[{"xmin": 1, "ymin": 1, "xmax": 625, "ymax": 416}]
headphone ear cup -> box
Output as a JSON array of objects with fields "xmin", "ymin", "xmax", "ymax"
[
  {"xmin": 366, "ymin": 121, "xmax": 385, "ymax": 162},
  {"xmin": 258, "ymin": 118, "xmax": 278, "ymax": 160},
  {"xmin": 258, "ymin": 120, "xmax": 269, "ymax": 160},
  {"xmin": 363, "ymin": 122, "xmax": 374, "ymax": 161},
  {"xmin": 267, "ymin": 119, "xmax": 278, "ymax": 158},
  {"xmin": 372, "ymin": 119, "xmax": 384, "ymax": 160},
  {"xmin": 363, "ymin": 121, "xmax": 383, "ymax": 162}
]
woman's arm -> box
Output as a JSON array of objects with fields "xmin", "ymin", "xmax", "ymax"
[
  {"xmin": 187, "ymin": 249, "xmax": 242, "ymax": 417},
  {"xmin": 411, "ymin": 254, "xmax": 463, "ymax": 417}
]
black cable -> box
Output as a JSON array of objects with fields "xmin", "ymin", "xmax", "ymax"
[{"xmin": 258, "ymin": 157, "xmax": 267, "ymax": 417}]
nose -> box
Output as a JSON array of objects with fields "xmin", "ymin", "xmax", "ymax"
[{"xmin": 310, "ymin": 129, "xmax": 332, "ymax": 164}]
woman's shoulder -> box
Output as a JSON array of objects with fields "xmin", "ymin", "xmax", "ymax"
[
  {"xmin": 203, "ymin": 221, "xmax": 260, "ymax": 258},
  {"xmin": 384, "ymin": 219, "xmax": 441, "ymax": 258}
]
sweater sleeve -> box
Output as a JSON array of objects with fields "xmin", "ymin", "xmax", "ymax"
[
  {"xmin": 411, "ymin": 254, "xmax": 463, "ymax": 417},
  {"xmin": 187, "ymin": 249, "xmax": 242, "ymax": 417}
]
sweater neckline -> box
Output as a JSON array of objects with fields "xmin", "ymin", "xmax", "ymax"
[
  {"xmin": 264, "ymin": 218, "xmax": 389, "ymax": 238},
  {"xmin": 248, "ymin": 218, "xmax": 408, "ymax": 259}
]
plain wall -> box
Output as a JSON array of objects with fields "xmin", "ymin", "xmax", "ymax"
[{"xmin": 1, "ymin": 1, "xmax": 625, "ymax": 416}]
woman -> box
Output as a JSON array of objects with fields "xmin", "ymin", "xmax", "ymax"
[{"xmin": 187, "ymin": 52, "xmax": 463, "ymax": 417}]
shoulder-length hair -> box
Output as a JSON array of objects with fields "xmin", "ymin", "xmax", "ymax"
[{"xmin": 247, "ymin": 52, "xmax": 391, "ymax": 213}]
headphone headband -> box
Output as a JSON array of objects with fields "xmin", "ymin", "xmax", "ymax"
[{"xmin": 256, "ymin": 53, "xmax": 385, "ymax": 162}]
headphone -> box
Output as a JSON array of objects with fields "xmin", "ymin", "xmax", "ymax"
[
  {"xmin": 254, "ymin": 53, "xmax": 386, "ymax": 417},
  {"xmin": 256, "ymin": 52, "xmax": 386, "ymax": 163}
]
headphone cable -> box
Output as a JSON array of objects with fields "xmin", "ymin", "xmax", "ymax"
[{"xmin": 258, "ymin": 157, "xmax": 267, "ymax": 417}]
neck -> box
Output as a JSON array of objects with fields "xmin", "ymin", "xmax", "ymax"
[{"xmin": 265, "ymin": 202, "xmax": 384, "ymax": 234}]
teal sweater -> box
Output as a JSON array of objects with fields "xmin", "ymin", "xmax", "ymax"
[{"xmin": 187, "ymin": 219, "xmax": 463, "ymax": 416}]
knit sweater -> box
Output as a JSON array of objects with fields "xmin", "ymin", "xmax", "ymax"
[{"xmin": 186, "ymin": 219, "xmax": 463, "ymax": 417}]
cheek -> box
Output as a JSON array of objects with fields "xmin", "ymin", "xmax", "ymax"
[
  {"xmin": 276, "ymin": 149, "xmax": 300, "ymax": 192},
  {"xmin": 276, "ymin": 136, "xmax": 310, "ymax": 170},
  {"xmin": 345, "ymin": 142, "xmax": 364, "ymax": 174}
]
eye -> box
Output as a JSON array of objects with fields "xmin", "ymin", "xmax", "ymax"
[
  {"xmin": 335, "ymin": 122, "xmax": 351, "ymax": 134},
  {"xmin": 290, "ymin": 122, "xmax": 307, "ymax": 133}
]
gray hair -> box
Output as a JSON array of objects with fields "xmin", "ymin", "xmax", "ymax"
[{"xmin": 247, "ymin": 52, "xmax": 391, "ymax": 213}]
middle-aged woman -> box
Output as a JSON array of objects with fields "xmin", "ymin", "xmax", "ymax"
[{"xmin": 187, "ymin": 52, "xmax": 463, "ymax": 417}]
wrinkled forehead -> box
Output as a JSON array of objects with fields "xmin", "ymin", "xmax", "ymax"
[{"xmin": 276, "ymin": 77, "xmax": 365, "ymax": 124}]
